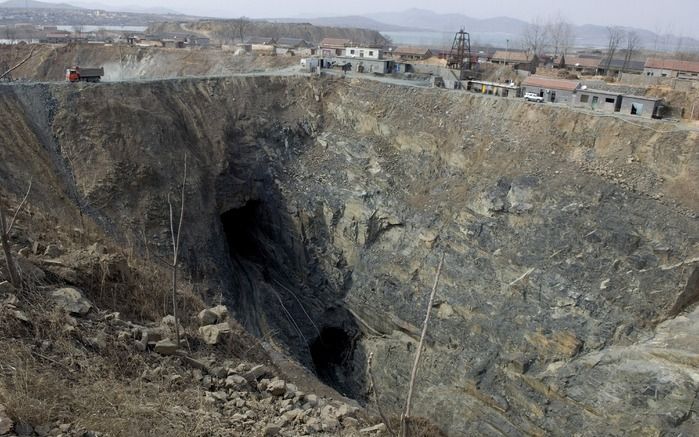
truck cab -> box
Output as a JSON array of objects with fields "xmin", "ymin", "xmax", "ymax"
[{"xmin": 65, "ymin": 67, "xmax": 80, "ymax": 82}]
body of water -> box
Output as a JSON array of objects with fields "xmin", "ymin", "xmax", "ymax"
[
  {"xmin": 382, "ymin": 31, "xmax": 518, "ymax": 48},
  {"xmin": 57, "ymin": 25, "xmax": 148, "ymax": 33}
]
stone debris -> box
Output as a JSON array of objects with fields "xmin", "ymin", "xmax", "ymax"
[
  {"xmin": 266, "ymin": 379, "xmax": 286, "ymax": 396},
  {"xmin": 154, "ymin": 339, "xmax": 178, "ymax": 355},
  {"xmin": 43, "ymin": 244, "xmax": 64, "ymax": 258},
  {"xmin": 360, "ymin": 423, "xmax": 387, "ymax": 434},
  {"xmin": 197, "ymin": 305, "xmax": 228, "ymax": 326},
  {"xmin": 198, "ymin": 322, "xmax": 231, "ymax": 345},
  {"xmin": 50, "ymin": 287, "xmax": 92, "ymax": 316}
]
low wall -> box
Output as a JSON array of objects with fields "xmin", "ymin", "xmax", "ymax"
[{"xmin": 620, "ymin": 73, "xmax": 699, "ymax": 91}]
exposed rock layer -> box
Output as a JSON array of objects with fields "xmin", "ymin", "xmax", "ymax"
[{"xmin": 0, "ymin": 76, "xmax": 697, "ymax": 436}]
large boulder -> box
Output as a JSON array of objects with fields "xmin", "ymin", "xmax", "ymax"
[
  {"xmin": 154, "ymin": 339, "xmax": 178, "ymax": 355},
  {"xmin": 198, "ymin": 322, "xmax": 231, "ymax": 345},
  {"xmin": 51, "ymin": 287, "xmax": 92, "ymax": 315},
  {"xmin": 197, "ymin": 305, "xmax": 228, "ymax": 326}
]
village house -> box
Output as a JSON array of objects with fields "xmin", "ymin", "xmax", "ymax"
[
  {"xmin": 490, "ymin": 50, "xmax": 529, "ymax": 65},
  {"xmin": 344, "ymin": 46, "xmax": 383, "ymax": 60},
  {"xmin": 275, "ymin": 37, "xmax": 313, "ymax": 56},
  {"xmin": 521, "ymin": 75, "xmax": 580, "ymax": 104},
  {"xmin": 320, "ymin": 38, "xmax": 351, "ymax": 57},
  {"xmin": 620, "ymin": 95, "xmax": 664, "ymax": 118},
  {"xmin": 573, "ymin": 88, "xmax": 622, "ymax": 112},
  {"xmin": 392, "ymin": 46, "xmax": 433, "ymax": 61},
  {"xmin": 190, "ymin": 37, "xmax": 210, "ymax": 48},
  {"xmin": 42, "ymin": 31, "xmax": 71, "ymax": 44},
  {"xmin": 560, "ymin": 55, "xmax": 602, "ymax": 75},
  {"xmin": 162, "ymin": 39, "xmax": 185, "ymax": 49},
  {"xmin": 241, "ymin": 37, "xmax": 276, "ymax": 55},
  {"xmin": 597, "ymin": 58, "xmax": 645, "ymax": 76},
  {"xmin": 467, "ymin": 80, "xmax": 520, "ymax": 98},
  {"xmin": 644, "ymin": 58, "xmax": 699, "ymax": 79}
]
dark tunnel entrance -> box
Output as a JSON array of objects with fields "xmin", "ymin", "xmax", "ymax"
[
  {"xmin": 310, "ymin": 326, "xmax": 360, "ymax": 397},
  {"xmin": 221, "ymin": 201, "xmax": 265, "ymax": 262},
  {"xmin": 219, "ymin": 199, "xmax": 365, "ymax": 400}
]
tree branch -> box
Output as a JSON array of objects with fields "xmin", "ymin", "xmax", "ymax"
[
  {"xmin": 401, "ymin": 251, "xmax": 445, "ymax": 437},
  {"xmin": 8, "ymin": 178, "xmax": 32, "ymax": 233}
]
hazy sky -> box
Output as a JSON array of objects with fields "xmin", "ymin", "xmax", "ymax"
[{"xmin": 54, "ymin": 0, "xmax": 699, "ymax": 37}]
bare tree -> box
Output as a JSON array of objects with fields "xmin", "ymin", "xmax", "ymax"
[
  {"xmin": 546, "ymin": 14, "xmax": 575, "ymax": 59},
  {"xmin": 368, "ymin": 352, "xmax": 396, "ymax": 437},
  {"xmin": 604, "ymin": 26, "xmax": 624, "ymax": 74},
  {"xmin": 0, "ymin": 180, "xmax": 32, "ymax": 288},
  {"xmin": 167, "ymin": 154, "xmax": 187, "ymax": 347},
  {"xmin": 621, "ymin": 31, "xmax": 641, "ymax": 74},
  {"xmin": 233, "ymin": 17, "xmax": 251, "ymax": 43},
  {"xmin": 400, "ymin": 252, "xmax": 445, "ymax": 437},
  {"xmin": 521, "ymin": 17, "xmax": 550, "ymax": 61}
]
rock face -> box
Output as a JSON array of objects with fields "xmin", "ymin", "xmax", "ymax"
[{"xmin": 1, "ymin": 76, "xmax": 698, "ymax": 436}]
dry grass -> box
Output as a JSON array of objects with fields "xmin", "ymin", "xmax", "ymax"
[{"xmin": 0, "ymin": 287, "xmax": 241, "ymax": 437}]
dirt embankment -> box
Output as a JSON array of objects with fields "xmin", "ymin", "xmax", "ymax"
[
  {"xmin": 147, "ymin": 20, "xmax": 389, "ymax": 46},
  {"xmin": 0, "ymin": 43, "xmax": 298, "ymax": 82},
  {"xmin": 0, "ymin": 76, "xmax": 698, "ymax": 436}
]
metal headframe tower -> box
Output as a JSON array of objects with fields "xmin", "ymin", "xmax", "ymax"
[{"xmin": 447, "ymin": 28, "xmax": 472, "ymax": 78}]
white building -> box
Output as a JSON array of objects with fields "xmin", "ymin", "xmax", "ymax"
[{"xmin": 344, "ymin": 47, "xmax": 383, "ymax": 60}]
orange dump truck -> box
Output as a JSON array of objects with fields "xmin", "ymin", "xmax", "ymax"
[{"xmin": 65, "ymin": 66, "xmax": 104, "ymax": 83}]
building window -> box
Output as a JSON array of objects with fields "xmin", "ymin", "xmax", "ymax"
[
  {"xmin": 580, "ymin": 94, "xmax": 589, "ymax": 103},
  {"xmin": 350, "ymin": 49, "xmax": 355, "ymax": 55},
  {"xmin": 369, "ymin": 51, "xmax": 374, "ymax": 56},
  {"xmin": 605, "ymin": 98, "xmax": 615, "ymax": 103}
]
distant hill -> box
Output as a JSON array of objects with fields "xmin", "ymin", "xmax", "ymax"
[
  {"xmin": 368, "ymin": 8, "xmax": 529, "ymax": 34},
  {"xmin": 0, "ymin": 0, "xmax": 81, "ymax": 8},
  {"xmin": 148, "ymin": 20, "xmax": 389, "ymax": 46},
  {"xmin": 277, "ymin": 15, "xmax": 411, "ymax": 32},
  {"xmin": 304, "ymin": 8, "xmax": 699, "ymax": 51},
  {"xmin": 68, "ymin": 2, "xmax": 183, "ymax": 15}
]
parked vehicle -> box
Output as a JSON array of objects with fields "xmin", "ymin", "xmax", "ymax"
[
  {"xmin": 524, "ymin": 92, "xmax": 544, "ymax": 103},
  {"xmin": 65, "ymin": 66, "xmax": 104, "ymax": 83}
]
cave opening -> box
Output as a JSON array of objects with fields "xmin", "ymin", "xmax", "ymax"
[
  {"xmin": 311, "ymin": 326, "xmax": 360, "ymax": 397},
  {"xmin": 220, "ymin": 199, "xmax": 365, "ymax": 400},
  {"xmin": 221, "ymin": 200, "xmax": 266, "ymax": 262}
]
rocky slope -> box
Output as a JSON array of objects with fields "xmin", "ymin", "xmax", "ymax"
[
  {"xmin": 0, "ymin": 44, "xmax": 297, "ymax": 82},
  {"xmin": 0, "ymin": 75, "xmax": 697, "ymax": 436}
]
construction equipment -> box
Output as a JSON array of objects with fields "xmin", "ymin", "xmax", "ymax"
[
  {"xmin": 65, "ymin": 66, "xmax": 104, "ymax": 83},
  {"xmin": 447, "ymin": 29, "xmax": 472, "ymax": 80}
]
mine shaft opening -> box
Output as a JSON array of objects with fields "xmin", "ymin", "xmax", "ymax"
[
  {"xmin": 220, "ymin": 200, "xmax": 365, "ymax": 400},
  {"xmin": 311, "ymin": 326, "xmax": 359, "ymax": 397},
  {"xmin": 221, "ymin": 200, "xmax": 267, "ymax": 262}
]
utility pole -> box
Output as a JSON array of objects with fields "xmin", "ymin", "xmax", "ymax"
[{"xmin": 506, "ymin": 38, "xmax": 510, "ymax": 65}]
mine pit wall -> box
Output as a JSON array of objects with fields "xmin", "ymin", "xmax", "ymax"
[{"xmin": 1, "ymin": 76, "xmax": 698, "ymax": 436}]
